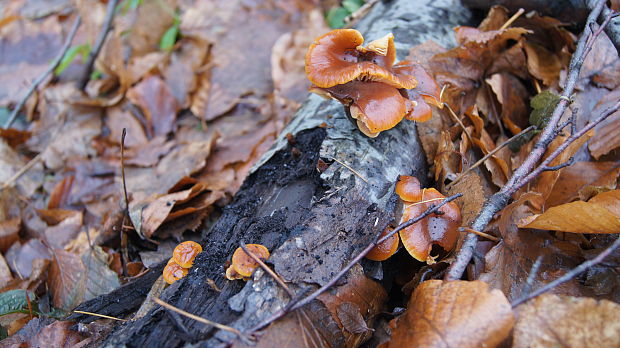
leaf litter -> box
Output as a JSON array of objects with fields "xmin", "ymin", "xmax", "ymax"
[{"xmin": 1, "ymin": 0, "xmax": 620, "ymax": 346}]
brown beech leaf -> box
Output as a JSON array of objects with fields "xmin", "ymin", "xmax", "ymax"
[
  {"xmin": 140, "ymin": 183, "xmax": 208, "ymax": 238},
  {"xmin": 0, "ymin": 254, "xmax": 13, "ymax": 288},
  {"xmin": 0, "ymin": 139, "xmax": 44, "ymax": 197},
  {"xmin": 48, "ymin": 249, "xmax": 85, "ymax": 310},
  {"xmin": 21, "ymin": 320, "xmax": 86, "ymax": 348},
  {"xmin": 434, "ymin": 131, "xmax": 461, "ymax": 185},
  {"xmin": 446, "ymin": 172, "xmax": 488, "ymax": 226},
  {"xmin": 318, "ymin": 265, "xmax": 387, "ymax": 347},
  {"xmin": 0, "ymin": 217, "xmax": 20, "ymax": 253},
  {"xmin": 523, "ymin": 42, "xmax": 562, "ymax": 86},
  {"xmin": 519, "ymin": 190, "xmax": 620, "ymax": 233},
  {"xmin": 546, "ymin": 161, "xmax": 620, "ymax": 207},
  {"xmin": 5, "ymin": 239, "xmax": 52, "ymax": 279},
  {"xmin": 513, "ymin": 294, "xmax": 620, "ymax": 348},
  {"xmin": 480, "ymin": 193, "xmax": 586, "ymax": 301},
  {"xmin": 386, "ymin": 280, "xmax": 514, "ymax": 348},
  {"xmin": 126, "ymin": 75, "xmax": 181, "ymax": 137}
]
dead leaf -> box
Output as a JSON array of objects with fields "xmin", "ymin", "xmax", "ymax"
[
  {"xmin": 588, "ymin": 87, "xmax": 620, "ymax": 159},
  {"xmin": 0, "ymin": 253, "xmax": 13, "ymax": 288},
  {"xmin": 386, "ymin": 280, "xmax": 514, "ymax": 348},
  {"xmin": 336, "ymin": 302, "xmax": 372, "ymax": 334},
  {"xmin": 0, "ymin": 138, "xmax": 44, "ymax": 197},
  {"xmin": 126, "ymin": 0, "xmax": 177, "ymax": 57},
  {"xmin": 519, "ymin": 190, "xmax": 620, "ymax": 233},
  {"xmin": 5, "ymin": 239, "xmax": 52, "ymax": 279},
  {"xmin": 126, "ymin": 75, "xmax": 181, "ymax": 137},
  {"xmin": 513, "ymin": 294, "xmax": 620, "ymax": 348},
  {"xmin": 524, "ymin": 42, "xmax": 562, "ymax": 86},
  {"xmin": 0, "ymin": 217, "xmax": 20, "ymax": 253},
  {"xmin": 446, "ymin": 173, "xmax": 488, "ymax": 226},
  {"xmin": 434, "ymin": 131, "xmax": 461, "ymax": 185},
  {"xmin": 546, "ymin": 161, "xmax": 620, "ymax": 207},
  {"xmin": 48, "ymin": 249, "xmax": 85, "ymax": 310}
]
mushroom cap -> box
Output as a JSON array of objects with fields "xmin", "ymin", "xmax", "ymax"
[
  {"xmin": 231, "ymin": 244, "xmax": 270, "ymax": 278},
  {"xmin": 366, "ymin": 227, "xmax": 399, "ymax": 261},
  {"xmin": 405, "ymin": 94, "xmax": 433, "ymax": 122},
  {"xmin": 316, "ymin": 81, "xmax": 412, "ymax": 137},
  {"xmin": 173, "ymin": 241, "xmax": 203, "ymax": 268},
  {"xmin": 394, "ymin": 61, "xmax": 442, "ymax": 107},
  {"xmin": 399, "ymin": 188, "xmax": 462, "ymax": 263},
  {"xmin": 305, "ymin": 29, "xmax": 416, "ymax": 89},
  {"xmin": 395, "ymin": 175, "xmax": 423, "ymax": 202},
  {"xmin": 163, "ymin": 258, "xmax": 188, "ymax": 284}
]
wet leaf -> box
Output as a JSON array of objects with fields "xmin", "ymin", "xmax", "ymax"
[
  {"xmin": 514, "ymin": 294, "xmax": 620, "ymax": 348},
  {"xmin": 519, "ymin": 190, "xmax": 620, "ymax": 233},
  {"xmin": 386, "ymin": 280, "xmax": 514, "ymax": 348}
]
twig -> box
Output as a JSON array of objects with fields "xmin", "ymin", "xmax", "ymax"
[
  {"xmin": 4, "ymin": 16, "xmax": 81, "ymax": 129},
  {"xmin": 542, "ymin": 157, "xmax": 574, "ymax": 171},
  {"xmin": 499, "ymin": 8, "xmax": 524, "ymax": 30},
  {"xmin": 444, "ymin": 103, "xmax": 474, "ymax": 147},
  {"xmin": 511, "ymin": 236, "xmax": 620, "ymax": 307},
  {"xmin": 78, "ymin": 0, "xmax": 118, "ymax": 90},
  {"xmin": 73, "ymin": 310, "xmax": 127, "ymax": 322},
  {"xmin": 239, "ymin": 242, "xmax": 293, "ymax": 297},
  {"xmin": 120, "ymin": 128, "xmax": 129, "ymax": 276},
  {"xmin": 153, "ymin": 297, "xmax": 252, "ymax": 342},
  {"xmin": 586, "ymin": 0, "xmax": 620, "ymax": 55},
  {"xmin": 445, "ymin": 0, "xmax": 608, "ymax": 281},
  {"xmin": 332, "ymin": 157, "xmax": 369, "ymax": 184},
  {"xmin": 459, "ymin": 227, "xmax": 499, "ymax": 242},
  {"xmin": 446, "ymin": 126, "xmax": 535, "ymax": 190},
  {"xmin": 521, "ymin": 255, "xmax": 543, "ymax": 298},
  {"xmin": 247, "ymin": 193, "xmax": 462, "ymax": 334},
  {"xmin": 0, "ymin": 153, "xmax": 42, "ymax": 191}
]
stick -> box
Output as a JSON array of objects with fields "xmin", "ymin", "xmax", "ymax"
[
  {"xmin": 511, "ymin": 236, "xmax": 620, "ymax": 307},
  {"xmin": 446, "ymin": 126, "xmax": 535, "ymax": 190},
  {"xmin": 240, "ymin": 242, "xmax": 293, "ymax": 297},
  {"xmin": 586, "ymin": 0, "xmax": 620, "ymax": 55},
  {"xmin": 247, "ymin": 193, "xmax": 462, "ymax": 334},
  {"xmin": 445, "ymin": 0, "xmax": 608, "ymax": 281},
  {"xmin": 120, "ymin": 128, "xmax": 129, "ymax": 276},
  {"xmin": 4, "ymin": 16, "xmax": 81, "ymax": 129},
  {"xmin": 77, "ymin": 0, "xmax": 118, "ymax": 90}
]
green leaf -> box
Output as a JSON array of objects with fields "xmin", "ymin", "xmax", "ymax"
[
  {"xmin": 529, "ymin": 90, "xmax": 561, "ymax": 129},
  {"xmin": 159, "ymin": 20, "xmax": 180, "ymax": 51},
  {"xmin": 327, "ymin": 7, "xmax": 350, "ymax": 29},
  {"xmin": 54, "ymin": 44, "xmax": 91, "ymax": 76},
  {"xmin": 0, "ymin": 290, "xmax": 36, "ymax": 317},
  {"xmin": 342, "ymin": 0, "xmax": 364, "ymax": 13},
  {"xmin": 90, "ymin": 69, "xmax": 103, "ymax": 81}
]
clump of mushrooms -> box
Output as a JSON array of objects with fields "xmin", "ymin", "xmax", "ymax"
[
  {"xmin": 163, "ymin": 241, "xmax": 202, "ymax": 285},
  {"xmin": 305, "ymin": 29, "xmax": 442, "ymax": 137}
]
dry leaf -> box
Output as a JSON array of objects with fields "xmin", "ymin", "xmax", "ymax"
[
  {"xmin": 514, "ymin": 294, "xmax": 620, "ymax": 348},
  {"xmin": 519, "ymin": 190, "xmax": 620, "ymax": 233},
  {"xmin": 546, "ymin": 161, "xmax": 620, "ymax": 207},
  {"xmin": 588, "ymin": 87, "xmax": 620, "ymax": 159},
  {"xmin": 126, "ymin": 75, "xmax": 181, "ymax": 137},
  {"xmin": 386, "ymin": 280, "xmax": 514, "ymax": 348}
]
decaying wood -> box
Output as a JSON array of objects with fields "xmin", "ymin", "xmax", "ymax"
[{"xmin": 74, "ymin": 1, "xmax": 471, "ymax": 346}]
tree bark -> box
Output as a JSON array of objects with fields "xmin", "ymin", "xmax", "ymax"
[{"xmin": 76, "ymin": 1, "xmax": 471, "ymax": 346}]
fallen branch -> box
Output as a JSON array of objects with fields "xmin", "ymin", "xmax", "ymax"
[
  {"xmin": 247, "ymin": 193, "xmax": 462, "ymax": 334},
  {"xmin": 77, "ymin": 0, "xmax": 118, "ymax": 90},
  {"xmin": 586, "ymin": 0, "xmax": 620, "ymax": 55},
  {"xmin": 511, "ymin": 236, "xmax": 620, "ymax": 307},
  {"xmin": 4, "ymin": 16, "xmax": 81, "ymax": 129},
  {"xmin": 445, "ymin": 0, "xmax": 609, "ymax": 281}
]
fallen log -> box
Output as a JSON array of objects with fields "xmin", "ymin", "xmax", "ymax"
[{"xmin": 77, "ymin": 0, "xmax": 471, "ymax": 346}]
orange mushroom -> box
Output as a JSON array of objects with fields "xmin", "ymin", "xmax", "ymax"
[
  {"xmin": 396, "ymin": 175, "xmax": 461, "ymax": 263},
  {"xmin": 163, "ymin": 258, "xmax": 188, "ymax": 285},
  {"xmin": 173, "ymin": 241, "xmax": 203, "ymax": 268},
  {"xmin": 366, "ymin": 227, "xmax": 400, "ymax": 261},
  {"xmin": 225, "ymin": 244, "xmax": 270, "ymax": 281},
  {"xmin": 305, "ymin": 29, "xmax": 416, "ymax": 89},
  {"xmin": 311, "ymin": 81, "xmax": 413, "ymax": 137}
]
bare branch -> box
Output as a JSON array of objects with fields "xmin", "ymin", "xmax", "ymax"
[
  {"xmin": 78, "ymin": 0, "xmax": 119, "ymax": 90},
  {"xmin": 512, "ymin": 236, "xmax": 620, "ymax": 307},
  {"xmin": 446, "ymin": 0, "xmax": 609, "ymax": 281},
  {"xmin": 4, "ymin": 16, "xmax": 81, "ymax": 129}
]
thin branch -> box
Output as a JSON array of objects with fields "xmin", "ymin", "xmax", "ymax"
[
  {"xmin": 499, "ymin": 8, "xmax": 524, "ymax": 30},
  {"xmin": 247, "ymin": 193, "xmax": 462, "ymax": 334},
  {"xmin": 511, "ymin": 236, "xmax": 620, "ymax": 307},
  {"xmin": 0, "ymin": 153, "xmax": 42, "ymax": 191},
  {"xmin": 587, "ymin": 0, "xmax": 620, "ymax": 55},
  {"xmin": 240, "ymin": 241, "xmax": 293, "ymax": 297},
  {"xmin": 459, "ymin": 227, "xmax": 499, "ymax": 242},
  {"xmin": 446, "ymin": 0, "xmax": 608, "ymax": 281},
  {"xmin": 153, "ymin": 297, "xmax": 252, "ymax": 342},
  {"xmin": 78, "ymin": 0, "xmax": 118, "ymax": 90},
  {"xmin": 120, "ymin": 128, "xmax": 129, "ymax": 276},
  {"xmin": 542, "ymin": 157, "xmax": 574, "ymax": 172},
  {"xmin": 73, "ymin": 310, "xmax": 127, "ymax": 322},
  {"xmin": 332, "ymin": 156, "xmax": 369, "ymax": 184},
  {"xmin": 521, "ymin": 255, "xmax": 543, "ymax": 298},
  {"xmin": 4, "ymin": 16, "xmax": 81, "ymax": 129},
  {"xmin": 446, "ymin": 126, "xmax": 535, "ymax": 190}
]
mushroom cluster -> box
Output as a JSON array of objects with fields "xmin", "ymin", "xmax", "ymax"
[
  {"xmin": 305, "ymin": 29, "xmax": 442, "ymax": 137},
  {"xmin": 225, "ymin": 244, "xmax": 270, "ymax": 281},
  {"xmin": 366, "ymin": 176, "xmax": 462, "ymax": 263},
  {"xmin": 163, "ymin": 241, "xmax": 202, "ymax": 284}
]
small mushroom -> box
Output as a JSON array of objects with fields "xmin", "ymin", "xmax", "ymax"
[
  {"xmin": 311, "ymin": 81, "xmax": 413, "ymax": 137},
  {"xmin": 173, "ymin": 241, "xmax": 203, "ymax": 268},
  {"xmin": 163, "ymin": 258, "xmax": 188, "ymax": 285},
  {"xmin": 396, "ymin": 176, "xmax": 462, "ymax": 264},
  {"xmin": 366, "ymin": 227, "xmax": 399, "ymax": 261},
  {"xmin": 225, "ymin": 244, "xmax": 270, "ymax": 281},
  {"xmin": 305, "ymin": 29, "xmax": 416, "ymax": 89}
]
